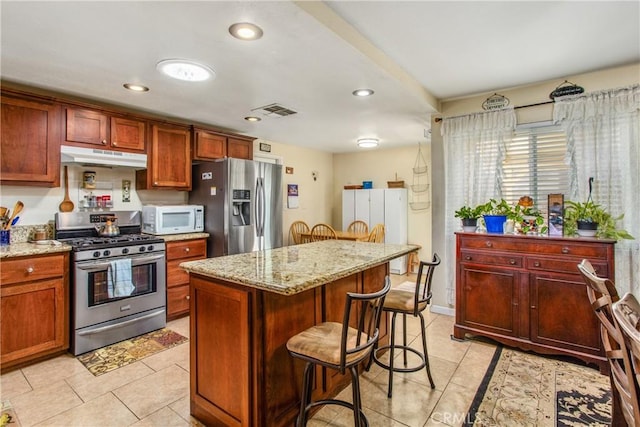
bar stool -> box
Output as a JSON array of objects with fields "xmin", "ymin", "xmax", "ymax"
[
  {"xmin": 371, "ymin": 254, "xmax": 440, "ymax": 397},
  {"xmin": 406, "ymin": 251, "xmax": 419, "ymax": 275},
  {"xmin": 286, "ymin": 277, "xmax": 391, "ymax": 427}
]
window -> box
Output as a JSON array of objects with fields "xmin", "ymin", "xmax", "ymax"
[{"xmin": 501, "ymin": 123, "xmax": 570, "ymax": 216}]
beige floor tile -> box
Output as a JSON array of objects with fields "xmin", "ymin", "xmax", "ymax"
[
  {"xmin": 65, "ymin": 360, "xmax": 154, "ymax": 402},
  {"xmin": 167, "ymin": 316, "xmax": 190, "ymax": 339},
  {"xmin": 114, "ymin": 364, "xmax": 189, "ymax": 419},
  {"xmin": 428, "ymin": 382, "xmax": 478, "ymax": 426},
  {"xmin": 0, "ymin": 369, "xmax": 32, "ymax": 400},
  {"xmin": 167, "ymin": 395, "xmax": 206, "ymax": 425},
  {"xmin": 142, "ymin": 342, "xmax": 189, "ymax": 373},
  {"xmin": 34, "ymin": 392, "xmax": 137, "ymax": 426},
  {"xmin": 131, "ymin": 406, "xmax": 189, "ymax": 427},
  {"xmin": 20, "ymin": 354, "xmax": 88, "ymax": 390},
  {"xmin": 10, "ymin": 380, "xmax": 83, "ymax": 427},
  {"xmin": 424, "ymin": 334, "xmax": 470, "ymax": 364}
]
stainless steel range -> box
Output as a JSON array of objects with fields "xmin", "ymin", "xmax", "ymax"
[{"xmin": 55, "ymin": 211, "xmax": 166, "ymax": 355}]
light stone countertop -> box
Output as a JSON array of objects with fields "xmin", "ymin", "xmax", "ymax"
[
  {"xmin": 180, "ymin": 240, "xmax": 418, "ymax": 296},
  {"xmin": 152, "ymin": 232, "xmax": 209, "ymax": 242},
  {"xmin": 0, "ymin": 241, "xmax": 72, "ymax": 259}
]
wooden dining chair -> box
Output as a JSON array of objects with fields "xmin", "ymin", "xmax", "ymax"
[
  {"xmin": 289, "ymin": 221, "xmax": 310, "ymax": 245},
  {"xmin": 347, "ymin": 220, "xmax": 369, "ymax": 234},
  {"xmin": 367, "ymin": 224, "xmax": 385, "ymax": 243},
  {"xmin": 310, "ymin": 223, "xmax": 337, "ymax": 241}
]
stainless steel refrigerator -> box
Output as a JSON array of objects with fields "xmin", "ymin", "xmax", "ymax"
[{"xmin": 189, "ymin": 158, "xmax": 283, "ymax": 257}]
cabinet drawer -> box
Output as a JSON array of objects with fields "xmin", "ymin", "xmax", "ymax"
[
  {"xmin": 460, "ymin": 251, "xmax": 522, "ymax": 268},
  {"xmin": 528, "ymin": 257, "xmax": 610, "ymax": 277},
  {"xmin": 167, "ymin": 258, "xmax": 199, "ymax": 288},
  {"xmin": 167, "ymin": 239, "xmax": 206, "ymax": 260},
  {"xmin": 1, "ymin": 254, "xmax": 65, "ymax": 286},
  {"xmin": 167, "ymin": 285, "xmax": 190, "ymax": 317},
  {"xmin": 458, "ymin": 235, "xmax": 611, "ymax": 259}
]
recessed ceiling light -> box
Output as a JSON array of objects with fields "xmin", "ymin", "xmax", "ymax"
[
  {"xmin": 123, "ymin": 83, "xmax": 149, "ymax": 92},
  {"xmin": 352, "ymin": 89, "xmax": 374, "ymax": 97},
  {"xmin": 244, "ymin": 116, "xmax": 261, "ymax": 122},
  {"xmin": 156, "ymin": 59, "xmax": 215, "ymax": 82},
  {"xmin": 357, "ymin": 138, "xmax": 379, "ymax": 148},
  {"xmin": 229, "ymin": 22, "xmax": 263, "ymax": 40}
]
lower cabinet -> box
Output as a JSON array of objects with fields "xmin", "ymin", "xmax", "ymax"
[
  {"xmin": 454, "ymin": 233, "xmax": 614, "ymax": 372},
  {"xmin": 166, "ymin": 238, "xmax": 206, "ymax": 320},
  {"xmin": 0, "ymin": 253, "xmax": 69, "ymax": 370}
]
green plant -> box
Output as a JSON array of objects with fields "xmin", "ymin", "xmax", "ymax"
[
  {"xmin": 480, "ymin": 199, "xmax": 512, "ymax": 216},
  {"xmin": 564, "ymin": 200, "xmax": 634, "ymax": 240},
  {"xmin": 454, "ymin": 204, "xmax": 484, "ymax": 219}
]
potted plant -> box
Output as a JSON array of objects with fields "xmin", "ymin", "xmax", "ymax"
[
  {"xmin": 564, "ymin": 200, "xmax": 634, "ymax": 240},
  {"xmin": 480, "ymin": 199, "xmax": 512, "ymax": 234},
  {"xmin": 454, "ymin": 204, "xmax": 483, "ymax": 232},
  {"xmin": 510, "ymin": 204, "xmax": 548, "ymax": 235}
]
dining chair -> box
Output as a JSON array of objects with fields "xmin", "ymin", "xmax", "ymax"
[
  {"xmin": 287, "ymin": 276, "xmax": 391, "ymax": 426},
  {"xmin": 367, "ymin": 223, "xmax": 385, "ymax": 243},
  {"xmin": 289, "ymin": 220, "xmax": 310, "ymax": 245},
  {"xmin": 347, "ymin": 220, "xmax": 369, "ymax": 234},
  {"xmin": 310, "ymin": 223, "xmax": 337, "ymax": 241},
  {"xmin": 578, "ymin": 260, "xmax": 638, "ymax": 426},
  {"xmin": 370, "ymin": 254, "xmax": 440, "ymax": 397}
]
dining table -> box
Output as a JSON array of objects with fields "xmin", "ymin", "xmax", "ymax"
[{"xmin": 300, "ymin": 229, "xmax": 369, "ymax": 243}]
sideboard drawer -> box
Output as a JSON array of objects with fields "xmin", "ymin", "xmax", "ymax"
[
  {"xmin": 528, "ymin": 257, "xmax": 610, "ymax": 277},
  {"xmin": 460, "ymin": 250, "xmax": 523, "ymax": 268}
]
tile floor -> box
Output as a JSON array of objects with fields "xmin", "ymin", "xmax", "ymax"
[{"xmin": 0, "ymin": 274, "xmax": 498, "ymax": 427}]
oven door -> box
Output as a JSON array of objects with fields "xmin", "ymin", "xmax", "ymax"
[{"xmin": 74, "ymin": 251, "xmax": 166, "ymax": 329}]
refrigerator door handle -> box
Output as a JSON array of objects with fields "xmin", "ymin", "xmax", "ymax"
[{"xmin": 256, "ymin": 177, "xmax": 265, "ymax": 237}]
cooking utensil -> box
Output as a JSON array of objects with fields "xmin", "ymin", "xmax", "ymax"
[
  {"xmin": 0, "ymin": 207, "xmax": 7, "ymax": 217},
  {"xmin": 10, "ymin": 217, "xmax": 20, "ymax": 227},
  {"xmin": 5, "ymin": 201, "xmax": 23, "ymax": 230},
  {"xmin": 59, "ymin": 166, "xmax": 75, "ymax": 212}
]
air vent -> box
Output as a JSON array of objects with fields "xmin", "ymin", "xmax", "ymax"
[{"xmin": 252, "ymin": 103, "xmax": 298, "ymax": 117}]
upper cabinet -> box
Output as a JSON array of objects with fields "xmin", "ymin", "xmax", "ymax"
[
  {"xmin": 136, "ymin": 123, "xmax": 191, "ymax": 190},
  {"xmin": 65, "ymin": 107, "xmax": 146, "ymax": 153},
  {"xmin": 193, "ymin": 128, "xmax": 254, "ymax": 161},
  {"xmin": 1, "ymin": 93, "xmax": 60, "ymax": 187}
]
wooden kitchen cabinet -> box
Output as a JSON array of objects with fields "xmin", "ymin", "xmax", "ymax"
[
  {"xmin": 454, "ymin": 233, "xmax": 614, "ymax": 372},
  {"xmin": 136, "ymin": 123, "xmax": 191, "ymax": 190},
  {"xmin": 192, "ymin": 127, "xmax": 254, "ymax": 160},
  {"xmin": 166, "ymin": 238, "xmax": 206, "ymax": 320},
  {"xmin": 1, "ymin": 93, "xmax": 61, "ymax": 187},
  {"xmin": 65, "ymin": 107, "xmax": 146, "ymax": 153},
  {"xmin": 0, "ymin": 253, "xmax": 69, "ymax": 370}
]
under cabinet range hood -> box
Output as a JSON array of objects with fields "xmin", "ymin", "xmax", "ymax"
[{"xmin": 61, "ymin": 145, "xmax": 147, "ymax": 168}]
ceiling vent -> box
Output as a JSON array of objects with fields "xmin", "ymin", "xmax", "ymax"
[{"xmin": 252, "ymin": 103, "xmax": 298, "ymax": 117}]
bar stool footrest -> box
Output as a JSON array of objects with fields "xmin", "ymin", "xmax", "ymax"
[
  {"xmin": 372, "ymin": 345, "xmax": 426, "ymax": 373},
  {"xmin": 304, "ymin": 399, "xmax": 369, "ymax": 427}
]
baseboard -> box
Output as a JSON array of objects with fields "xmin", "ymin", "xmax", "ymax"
[{"xmin": 430, "ymin": 305, "xmax": 455, "ymax": 317}]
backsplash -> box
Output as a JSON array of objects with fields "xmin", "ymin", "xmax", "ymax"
[{"xmin": 8, "ymin": 223, "xmax": 54, "ymax": 243}]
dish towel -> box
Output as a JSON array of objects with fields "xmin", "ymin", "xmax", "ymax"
[{"xmin": 107, "ymin": 258, "xmax": 135, "ymax": 298}]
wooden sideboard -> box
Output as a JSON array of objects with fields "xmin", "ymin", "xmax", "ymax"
[{"xmin": 454, "ymin": 232, "xmax": 614, "ymax": 372}]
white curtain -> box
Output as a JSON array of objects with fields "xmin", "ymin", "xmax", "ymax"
[
  {"xmin": 554, "ymin": 85, "xmax": 640, "ymax": 296},
  {"xmin": 441, "ymin": 108, "xmax": 517, "ymax": 305}
]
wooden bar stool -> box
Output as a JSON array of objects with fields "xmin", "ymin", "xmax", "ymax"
[
  {"xmin": 286, "ymin": 277, "xmax": 391, "ymax": 426},
  {"xmin": 406, "ymin": 251, "xmax": 419, "ymax": 275}
]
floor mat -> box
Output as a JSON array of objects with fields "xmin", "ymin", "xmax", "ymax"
[{"xmin": 76, "ymin": 328, "xmax": 188, "ymax": 376}]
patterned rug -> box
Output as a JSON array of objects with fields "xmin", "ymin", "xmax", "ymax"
[
  {"xmin": 465, "ymin": 347, "xmax": 611, "ymax": 426},
  {"xmin": 77, "ymin": 328, "xmax": 188, "ymax": 376}
]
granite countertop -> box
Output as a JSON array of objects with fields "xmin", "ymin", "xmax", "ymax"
[
  {"xmin": 146, "ymin": 232, "xmax": 209, "ymax": 242},
  {"xmin": 180, "ymin": 240, "xmax": 419, "ymax": 295},
  {"xmin": 0, "ymin": 241, "xmax": 72, "ymax": 259}
]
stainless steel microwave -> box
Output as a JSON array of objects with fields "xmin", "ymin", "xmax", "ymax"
[{"xmin": 142, "ymin": 205, "xmax": 204, "ymax": 235}]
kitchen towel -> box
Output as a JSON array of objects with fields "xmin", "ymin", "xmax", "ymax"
[{"xmin": 107, "ymin": 258, "xmax": 135, "ymax": 298}]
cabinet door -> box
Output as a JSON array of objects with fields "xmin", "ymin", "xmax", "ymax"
[
  {"xmin": 227, "ymin": 138, "xmax": 253, "ymax": 160},
  {"xmin": 354, "ymin": 190, "xmax": 371, "ymax": 224},
  {"xmin": 65, "ymin": 108, "xmax": 108, "ymax": 146},
  {"xmin": 530, "ymin": 273, "xmax": 601, "ymax": 355},
  {"xmin": 147, "ymin": 124, "xmax": 191, "ymax": 190},
  {"xmin": 1, "ymin": 278, "xmax": 67, "ymax": 366},
  {"xmin": 342, "ymin": 190, "xmax": 355, "ymax": 230},
  {"xmin": 111, "ymin": 117, "xmax": 146, "ymax": 152},
  {"xmin": 193, "ymin": 130, "xmax": 226, "ymax": 160},
  {"xmin": 1, "ymin": 95, "xmax": 60, "ymax": 186},
  {"xmin": 458, "ymin": 264, "xmax": 519, "ymax": 337}
]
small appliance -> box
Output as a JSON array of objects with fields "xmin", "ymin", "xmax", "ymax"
[{"xmin": 142, "ymin": 205, "xmax": 204, "ymax": 235}]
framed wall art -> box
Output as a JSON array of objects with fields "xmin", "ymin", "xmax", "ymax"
[{"xmin": 548, "ymin": 193, "xmax": 564, "ymax": 236}]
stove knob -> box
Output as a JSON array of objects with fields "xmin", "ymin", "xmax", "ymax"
[
  {"xmin": 103, "ymin": 250, "xmax": 111, "ymax": 256},
  {"xmin": 122, "ymin": 248, "xmax": 129, "ymax": 254},
  {"xmin": 93, "ymin": 251, "xmax": 101, "ymax": 258},
  {"xmin": 139, "ymin": 246, "xmax": 146, "ymax": 252},
  {"xmin": 147, "ymin": 245, "xmax": 154, "ymax": 251}
]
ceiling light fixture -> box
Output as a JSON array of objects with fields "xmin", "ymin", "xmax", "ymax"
[
  {"xmin": 229, "ymin": 22, "xmax": 263, "ymax": 40},
  {"xmin": 123, "ymin": 83, "xmax": 149, "ymax": 92},
  {"xmin": 244, "ymin": 116, "xmax": 261, "ymax": 122},
  {"xmin": 357, "ymin": 138, "xmax": 379, "ymax": 148},
  {"xmin": 352, "ymin": 89, "xmax": 374, "ymax": 97},
  {"xmin": 156, "ymin": 59, "xmax": 215, "ymax": 82}
]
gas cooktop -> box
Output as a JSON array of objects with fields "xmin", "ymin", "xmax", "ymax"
[{"xmin": 60, "ymin": 233, "xmax": 164, "ymax": 251}]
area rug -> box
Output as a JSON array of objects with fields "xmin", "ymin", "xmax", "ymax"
[
  {"xmin": 465, "ymin": 346, "xmax": 611, "ymax": 426},
  {"xmin": 77, "ymin": 328, "xmax": 188, "ymax": 376}
]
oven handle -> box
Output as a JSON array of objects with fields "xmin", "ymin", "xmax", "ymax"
[
  {"xmin": 77, "ymin": 309, "xmax": 166, "ymax": 336},
  {"xmin": 76, "ymin": 253, "xmax": 165, "ymax": 271}
]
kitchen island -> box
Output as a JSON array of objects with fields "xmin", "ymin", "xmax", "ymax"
[{"xmin": 180, "ymin": 240, "xmax": 418, "ymax": 427}]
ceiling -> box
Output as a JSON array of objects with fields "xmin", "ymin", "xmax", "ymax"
[{"xmin": 2, "ymin": 1, "xmax": 638, "ymax": 153}]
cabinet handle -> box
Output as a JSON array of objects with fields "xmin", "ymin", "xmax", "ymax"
[
  {"xmin": 509, "ymin": 259, "xmax": 516, "ymax": 265},
  {"xmin": 531, "ymin": 306, "xmax": 537, "ymax": 309},
  {"xmin": 561, "ymin": 247, "xmax": 570, "ymax": 254},
  {"xmin": 534, "ymin": 261, "xmax": 541, "ymax": 267},
  {"xmin": 112, "ymin": 142, "xmax": 118, "ymax": 146},
  {"xmin": 102, "ymin": 139, "xmax": 107, "ymax": 144},
  {"xmin": 485, "ymin": 241, "xmax": 493, "ymax": 248},
  {"xmin": 185, "ymin": 247, "xmax": 190, "ymax": 253},
  {"xmin": 186, "ymin": 295, "xmax": 190, "ymax": 300},
  {"xmin": 465, "ymin": 255, "xmax": 472, "ymax": 261},
  {"xmin": 154, "ymin": 182, "xmax": 159, "ymax": 185},
  {"xmin": 26, "ymin": 266, "xmax": 34, "ymax": 273}
]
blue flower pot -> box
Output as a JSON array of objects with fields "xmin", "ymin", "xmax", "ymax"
[{"xmin": 484, "ymin": 215, "xmax": 507, "ymax": 234}]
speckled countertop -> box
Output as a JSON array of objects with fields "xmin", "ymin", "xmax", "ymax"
[
  {"xmin": 149, "ymin": 232, "xmax": 209, "ymax": 242},
  {"xmin": 0, "ymin": 241, "xmax": 72, "ymax": 259},
  {"xmin": 180, "ymin": 240, "xmax": 418, "ymax": 295}
]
